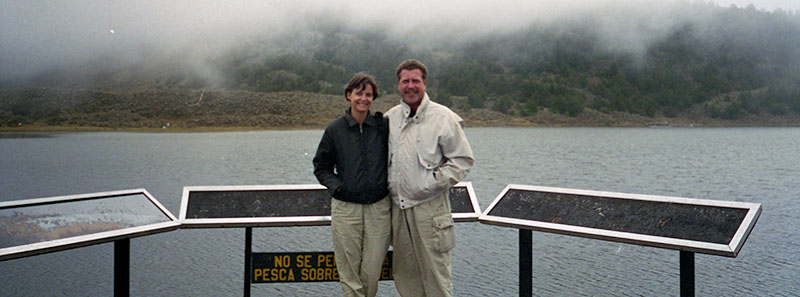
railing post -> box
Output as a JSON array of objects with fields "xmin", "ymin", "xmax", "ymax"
[
  {"xmin": 244, "ymin": 227, "xmax": 252, "ymax": 297},
  {"xmin": 519, "ymin": 229, "xmax": 532, "ymax": 297},
  {"xmin": 114, "ymin": 238, "xmax": 130, "ymax": 297},
  {"xmin": 680, "ymin": 251, "xmax": 694, "ymax": 297}
]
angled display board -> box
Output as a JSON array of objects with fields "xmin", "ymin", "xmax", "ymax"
[
  {"xmin": 0, "ymin": 189, "xmax": 179, "ymax": 261},
  {"xmin": 449, "ymin": 182, "xmax": 480, "ymax": 222},
  {"xmin": 181, "ymin": 184, "xmax": 330, "ymax": 228},
  {"xmin": 480, "ymin": 185, "xmax": 761, "ymax": 257},
  {"xmin": 180, "ymin": 182, "xmax": 480, "ymax": 228}
]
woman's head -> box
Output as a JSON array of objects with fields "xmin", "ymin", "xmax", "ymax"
[{"xmin": 345, "ymin": 73, "xmax": 379, "ymax": 101}]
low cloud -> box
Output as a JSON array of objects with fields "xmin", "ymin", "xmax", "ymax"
[{"xmin": 1, "ymin": 0, "xmax": 796, "ymax": 83}]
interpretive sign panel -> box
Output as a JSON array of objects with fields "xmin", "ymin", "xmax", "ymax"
[
  {"xmin": 449, "ymin": 182, "xmax": 480, "ymax": 222},
  {"xmin": 0, "ymin": 189, "xmax": 179, "ymax": 261},
  {"xmin": 480, "ymin": 185, "xmax": 761, "ymax": 257},
  {"xmin": 180, "ymin": 182, "xmax": 480, "ymax": 228},
  {"xmin": 251, "ymin": 251, "xmax": 393, "ymax": 283}
]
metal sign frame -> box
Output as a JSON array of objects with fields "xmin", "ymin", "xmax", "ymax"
[
  {"xmin": 480, "ymin": 184, "xmax": 762, "ymax": 257},
  {"xmin": 0, "ymin": 188, "xmax": 179, "ymax": 261},
  {"xmin": 179, "ymin": 182, "xmax": 482, "ymax": 228},
  {"xmin": 480, "ymin": 184, "xmax": 762, "ymax": 297},
  {"xmin": 179, "ymin": 184, "xmax": 331, "ymax": 228},
  {"xmin": 451, "ymin": 182, "xmax": 481, "ymax": 222}
]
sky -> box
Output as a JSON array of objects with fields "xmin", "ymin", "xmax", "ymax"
[
  {"xmin": 1, "ymin": 0, "xmax": 798, "ymax": 82},
  {"xmin": 719, "ymin": 0, "xmax": 800, "ymax": 10}
]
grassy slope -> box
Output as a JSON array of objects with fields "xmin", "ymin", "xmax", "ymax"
[{"xmin": 1, "ymin": 87, "xmax": 799, "ymax": 132}]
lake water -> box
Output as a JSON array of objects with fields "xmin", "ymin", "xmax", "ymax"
[{"xmin": 1, "ymin": 127, "xmax": 798, "ymax": 296}]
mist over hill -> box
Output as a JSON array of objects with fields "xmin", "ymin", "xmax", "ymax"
[{"xmin": 2, "ymin": 2, "xmax": 800, "ymax": 129}]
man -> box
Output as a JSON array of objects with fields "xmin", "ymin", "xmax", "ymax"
[
  {"xmin": 385, "ymin": 60, "xmax": 474, "ymax": 296},
  {"xmin": 313, "ymin": 74, "xmax": 391, "ymax": 297}
]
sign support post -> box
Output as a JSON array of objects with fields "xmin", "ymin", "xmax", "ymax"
[
  {"xmin": 114, "ymin": 238, "xmax": 130, "ymax": 297},
  {"xmin": 519, "ymin": 229, "xmax": 532, "ymax": 297},
  {"xmin": 244, "ymin": 227, "xmax": 252, "ymax": 297},
  {"xmin": 680, "ymin": 251, "xmax": 694, "ymax": 297}
]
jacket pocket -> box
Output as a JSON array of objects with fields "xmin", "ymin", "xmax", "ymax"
[
  {"xmin": 414, "ymin": 146, "xmax": 445, "ymax": 199},
  {"xmin": 416, "ymin": 139, "xmax": 441, "ymax": 170},
  {"xmin": 432, "ymin": 213, "xmax": 455, "ymax": 252}
]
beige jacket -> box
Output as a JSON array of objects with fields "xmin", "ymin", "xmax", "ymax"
[{"xmin": 386, "ymin": 93, "xmax": 474, "ymax": 209}]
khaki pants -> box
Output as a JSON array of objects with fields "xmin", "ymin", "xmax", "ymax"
[
  {"xmin": 391, "ymin": 192, "xmax": 455, "ymax": 297},
  {"xmin": 331, "ymin": 197, "xmax": 392, "ymax": 297}
]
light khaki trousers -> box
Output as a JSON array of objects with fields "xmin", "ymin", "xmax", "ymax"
[
  {"xmin": 391, "ymin": 192, "xmax": 455, "ymax": 297},
  {"xmin": 331, "ymin": 197, "xmax": 391, "ymax": 297}
]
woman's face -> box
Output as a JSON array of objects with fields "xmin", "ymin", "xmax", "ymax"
[{"xmin": 347, "ymin": 83, "xmax": 374, "ymax": 114}]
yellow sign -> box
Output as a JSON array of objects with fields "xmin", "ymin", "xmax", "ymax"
[{"xmin": 252, "ymin": 251, "xmax": 393, "ymax": 283}]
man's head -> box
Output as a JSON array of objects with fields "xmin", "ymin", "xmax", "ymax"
[
  {"xmin": 345, "ymin": 73, "xmax": 379, "ymax": 114},
  {"xmin": 396, "ymin": 59, "xmax": 427, "ymax": 107}
]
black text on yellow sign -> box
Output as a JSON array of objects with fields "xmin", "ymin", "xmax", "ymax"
[{"xmin": 251, "ymin": 251, "xmax": 393, "ymax": 283}]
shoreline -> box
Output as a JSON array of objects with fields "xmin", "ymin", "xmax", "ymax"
[
  {"xmin": 3, "ymin": 119, "xmax": 800, "ymax": 134},
  {"xmin": 0, "ymin": 125, "xmax": 323, "ymax": 133}
]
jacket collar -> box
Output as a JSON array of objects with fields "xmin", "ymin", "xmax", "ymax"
[
  {"xmin": 344, "ymin": 108, "xmax": 376, "ymax": 127},
  {"xmin": 400, "ymin": 93, "xmax": 430, "ymax": 121}
]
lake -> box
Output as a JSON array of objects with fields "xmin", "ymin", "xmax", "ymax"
[{"xmin": 1, "ymin": 127, "xmax": 798, "ymax": 296}]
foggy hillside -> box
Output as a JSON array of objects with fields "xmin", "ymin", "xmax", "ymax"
[{"xmin": 2, "ymin": 1, "xmax": 800, "ymax": 128}]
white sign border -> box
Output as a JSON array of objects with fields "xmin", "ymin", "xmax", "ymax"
[{"xmin": 479, "ymin": 184, "xmax": 762, "ymax": 257}]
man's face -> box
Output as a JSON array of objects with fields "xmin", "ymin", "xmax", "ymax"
[
  {"xmin": 346, "ymin": 84, "xmax": 374, "ymax": 114},
  {"xmin": 397, "ymin": 69, "xmax": 426, "ymax": 106}
]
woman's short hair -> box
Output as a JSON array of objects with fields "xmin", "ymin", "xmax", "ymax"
[{"xmin": 345, "ymin": 73, "xmax": 379, "ymax": 100}]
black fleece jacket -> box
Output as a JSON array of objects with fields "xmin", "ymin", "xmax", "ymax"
[{"xmin": 313, "ymin": 109, "xmax": 389, "ymax": 204}]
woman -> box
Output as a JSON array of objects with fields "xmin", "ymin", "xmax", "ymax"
[{"xmin": 312, "ymin": 73, "xmax": 390, "ymax": 297}]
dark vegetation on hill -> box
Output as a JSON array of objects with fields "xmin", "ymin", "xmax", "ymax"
[{"xmin": 2, "ymin": 3, "xmax": 800, "ymax": 129}]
